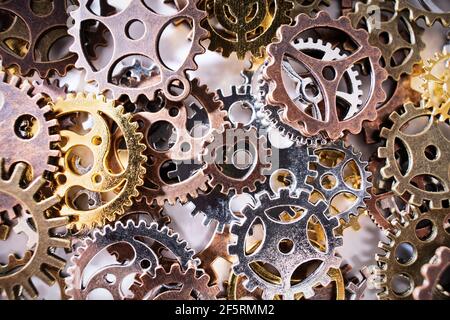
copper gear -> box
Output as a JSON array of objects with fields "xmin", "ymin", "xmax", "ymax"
[
  {"xmin": 202, "ymin": 123, "xmax": 272, "ymax": 195},
  {"xmin": 414, "ymin": 246, "xmax": 450, "ymax": 300},
  {"xmin": 129, "ymin": 264, "xmax": 220, "ymax": 300},
  {"xmin": 374, "ymin": 208, "xmax": 450, "ymax": 300},
  {"xmin": 0, "ymin": 70, "xmax": 59, "ymax": 215},
  {"xmin": 378, "ymin": 103, "xmax": 450, "ymax": 209},
  {"xmin": 348, "ymin": 0, "xmax": 424, "ymax": 81},
  {"xmin": 53, "ymin": 93, "xmax": 147, "ymax": 231},
  {"xmin": 265, "ymin": 12, "xmax": 387, "ymax": 140},
  {"xmin": 291, "ymin": 0, "xmax": 330, "ymax": 18},
  {"xmin": 199, "ymin": 0, "xmax": 294, "ymax": 59},
  {"xmin": 0, "ymin": 0, "xmax": 76, "ymax": 77},
  {"xmin": 68, "ymin": 0, "xmax": 207, "ymax": 102},
  {"xmin": 396, "ymin": 0, "xmax": 450, "ymax": 27},
  {"xmin": 0, "ymin": 161, "xmax": 70, "ymax": 300}
]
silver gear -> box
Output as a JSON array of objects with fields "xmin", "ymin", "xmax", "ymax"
[
  {"xmin": 228, "ymin": 188, "xmax": 343, "ymax": 299},
  {"xmin": 307, "ymin": 140, "xmax": 372, "ymax": 223}
]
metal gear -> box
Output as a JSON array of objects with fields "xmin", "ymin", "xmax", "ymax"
[
  {"xmin": 65, "ymin": 220, "xmax": 197, "ymax": 300},
  {"xmin": 53, "ymin": 93, "xmax": 147, "ymax": 231},
  {"xmin": 68, "ymin": 0, "xmax": 208, "ymax": 102},
  {"xmin": 199, "ymin": 0, "xmax": 294, "ymax": 59},
  {"xmin": 348, "ymin": 0, "xmax": 424, "ymax": 80},
  {"xmin": 0, "ymin": 0, "xmax": 76, "ymax": 77},
  {"xmin": 307, "ymin": 140, "xmax": 372, "ymax": 224},
  {"xmin": 291, "ymin": 0, "xmax": 330, "ymax": 18},
  {"xmin": 414, "ymin": 246, "xmax": 450, "ymax": 300},
  {"xmin": 378, "ymin": 103, "xmax": 450, "ymax": 209},
  {"xmin": 228, "ymin": 188, "xmax": 343, "ymax": 299},
  {"xmin": 265, "ymin": 12, "xmax": 387, "ymax": 139},
  {"xmin": 202, "ymin": 123, "xmax": 272, "ymax": 195},
  {"xmin": 218, "ymin": 83, "xmax": 258, "ymax": 127},
  {"xmin": 396, "ymin": 0, "xmax": 450, "ymax": 27},
  {"xmin": 0, "ymin": 161, "xmax": 70, "ymax": 299},
  {"xmin": 346, "ymin": 266, "xmax": 372, "ymax": 300},
  {"xmin": 129, "ymin": 264, "xmax": 220, "ymax": 300},
  {"xmin": 374, "ymin": 208, "xmax": 450, "ymax": 300},
  {"xmin": 0, "ymin": 70, "xmax": 59, "ymax": 215}
]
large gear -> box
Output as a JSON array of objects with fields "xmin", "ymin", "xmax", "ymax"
[
  {"xmin": 199, "ymin": 0, "xmax": 294, "ymax": 59},
  {"xmin": 53, "ymin": 93, "xmax": 147, "ymax": 231},
  {"xmin": 307, "ymin": 140, "xmax": 371, "ymax": 224},
  {"xmin": 378, "ymin": 103, "xmax": 450, "ymax": 209},
  {"xmin": 0, "ymin": 161, "xmax": 70, "ymax": 299},
  {"xmin": 68, "ymin": 0, "xmax": 207, "ymax": 102},
  {"xmin": 0, "ymin": 70, "xmax": 59, "ymax": 215},
  {"xmin": 129, "ymin": 264, "xmax": 220, "ymax": 300},
  {"xmin": 228, "ymin": 188, "xmax": 342, "ymax": 299},
  {"xmin": 265, "ymin": 12, "xmax": 387, "ymax": 139},
  {"xmin": 0, "ymin": 0, "xmax": 76, "ymax": 77},
  {"xmin": 65, "ymin": 220, "xmax": 197, "ymax": 300},
  {"xmin": 374, "ymin": 208, "xmax": 450, "ymax": 300},
  {"xmin": 396, "ymin": 0, "xmax": 450, "ymax": 27},
  {"xmin": 348, "ymin": 0, "xmax": 424, "ymax": 80}
]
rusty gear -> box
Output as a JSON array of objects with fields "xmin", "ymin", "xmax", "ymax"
[
  {"xmin": 53, "ymin": 93, "xmax": 147, "ymax": 231},
  {"xmin": 348, "ymin": 0, "xmax": 424, "ymax": 80},
  {"xmin": 0, "ymin": 161, "xmax": 70, "ymax": 299},
  {"xmin": 265, "ymin": 12, "xmax": 387, "ymax": 139},
  {"xmin": 0, "ymin": 0, "xmax": 76, "ymax": 77},
  {"xmin": 68, "ymin": 0, "xmax": 208, "ymax": 102},
  {"xmin": 396, "ymin": 0, "xmax": 450, "ymax": 27},
  {"xmin": 130, "ymin": 264, "xmax": 220, "ymax": 300},
  {"xmin": 374, "ymin": 208, "xmax": 450, "ymax": 300},
  {"xmin": 378, "ymin": 103, "xmax": 450, "ymax": 209},
  {"xmin": 414, "ymin": 246, "xmax": 450, "ymax": 300}
]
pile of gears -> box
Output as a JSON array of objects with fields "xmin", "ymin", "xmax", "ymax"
[{"xmin": 0, "ymin": 0, "xmax": 449, "ymax": 300}]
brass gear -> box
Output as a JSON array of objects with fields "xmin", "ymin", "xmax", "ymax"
[
  {"xmin": 53, "ymin": 93, "xmax": 147, "ymax": 231},
  {"xmin": 0, "ymin": 161, "xmax": 70, "ymax": 299},
  {"xmin": 348, "ymin": 0, "xmax": 424, "ymax": 80},
  {"xmin": 265, "ymin": 12, "xmax": 387, "ymax": 139},
  {"xmin": 374, "ymin": 208, "xmax": 450, "ymax": 300},
  {"xmin": 396, "ymin": 0, "xmax": 450, "ymax": 27},
  {"xmin": 378, "ymin": 103, "xmax": 450, "ymax": 209},
  {"xmin": 199, "ymin": 0, "xmax": 294, "ymax": 59},
  {"xmin": 291, "ymin": 0, "xmax": 330, "ymax": 18}
]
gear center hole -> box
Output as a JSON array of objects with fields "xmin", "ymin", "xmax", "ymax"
[
  {"xmin": 14, "ymin": 115, "xmax": 39, "ymax": 140},
  {"xmin": 278, "ymin": 238, "xmax": 294, "ymax": 255},
  {"xmin": 322, "ymin": 66, "xmax": 336, "ymax": 81},
  {"xmin": 125, "ymin": 20, "xmax": 145, "ymax": 40},
  {"xmin": 321, "ymin": 174, "xmax": 337, "ymax": 190},
  {"xmin": 378, "ymin": 31, "xmax": 392, "ymax": 45},
  {"xmin": 424, "ymin": 145, "xmax": 440, "ymax": 161},
  {"xmin": 232, "ymin": 150, "xmax": 253, "ymax": 170}
]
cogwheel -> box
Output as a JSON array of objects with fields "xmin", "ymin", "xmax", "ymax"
[
  {"xmin": 199, "ymin": 0, "xmax": 294, "ymax": 59},
  {"xmin": 129, "ymin": 264, "xmax": 220, "ymax": 300},
  {"xmin": 53, "ymin": 93, "xmax": 147, "ymax": 231},
  {"xmin": 0, "ymin": 70, "xmax": 59, "ymax": 216},
  {"xmin": 228, "ymin": 188, "xmax": 343, "ymax": 299},
  {"xmin": 218, "ymin": 83, "xmax": 258, "ymax": 127},
  {"xmin": 202, "ymin": 123, "xmax": 272, "ymax": 195},
  {"xmin": 0, "ymin": 161, "xmax": 70, "ymax": 300},
  {"xmin": 378, "ymin": 103, "xmax": 450, "ymax": 209},
  {"xmin": 0, "ymin": 1, "xmax": 76, "ymax": 77},
  {"xmin": 396, "ymin": 0, "xmax": 450, "ymax": 27},
  {"xmin": 414, "ymin": 246, "xmax": 450, "ymax": 300},
  {"xmin": 28, "ymin": 71, "xmax": 68, "ymax": 104},
  {"xmin": 265, "ymin": 12, "xmax": 387, "ymax": 139},
  {"xmin": 65, "ymin": 220, "xmax": 198, "ymax": 300},
  {"xmin": 307, "ymin": 140, "xmax": 372, "ymax": 225},
  {"xmin": 374, "ymin": 208, "xmax": 450, "ymax": 300},
  {"xmin": 291, "ymin": 0, "xmax": 330, "ymax": 18},
  {"xmin": 349, "ymin": 0, "xmax": 424, "ymax": 80},
  {"xmin": 68, "ymin": 0, "xmax": 207, "ymax": 102}
]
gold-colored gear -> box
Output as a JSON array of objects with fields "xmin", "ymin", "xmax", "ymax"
[
  {"xmin": 0, "ymin": 161, "xmax": 70, "ymax": 299},
  {"xmin": 374, "ymin": 208, "xmax": 450, "ymax": 300},
  {"xmin": 421, "ymin": 52, "xmax": 450, "ymax": 121},
  {"xmin": 53, "ymin": 93, "xmax": 147, "ymax": 231},
  {"xmin": 396, "ymin": 0, "xmax": 450, "ymax": 27},
  {"xmin": 199, "ymin": 0, "xmax": 294, "ymax": 59}
]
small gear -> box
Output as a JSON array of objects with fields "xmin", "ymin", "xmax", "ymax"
[
  {"xmin": 374, "ymin": 208, "xmax": 450, "ymax": 300},
  {"xmin": 265, "ymin": 12, "xmax": 387, "ymax": 139},
  {"xmin": 378, "ymin": 103, "xmax": 450, "ymax": 209},
  {"xmin": 199, "ymin": 0, "xmax": 294, "ymax": 59},
  {"xmin": 346, "ymin": 266, "xmax": 372, "ymax": 300},
  {"xmin": 0, "ymin": 161, "xmax": 70, "ymax": 299},
  {"xmin": 414, "ymin": 246, "xmax": 450, "ymax": 300},
  {"xmin": 291, "ymin": 0, "xmax": 330, "ymax": 18},
  {"xmin": 218, "ymin": 83, "xmax": 258, "ymax": 127},
  {"xmin": 68, "ymin": 0, "xmax": 207, "ymax": 102},
  {"xmin": 0, "ymin": 0, "xmax": 76, "ymax": 77},
  {"xmin": 348, "ymin": 0, "xmax": 424, "ymax": 80},
  {"xmin": 396, "ymin": 0, "xmax": 450, "ymax": 27},
  {"xmin": 53, "ymin": 93, "xmax": 147, "ymax": 231},
  {"xmin": 129, "ymin": 264, "xmax": 220, "ymax": 300},
  {"xmin": 228, "ymin": 188, "xmax": 343, "ymax": 299},
  {"xmin": 65, "ymin": 220, "xmax": 198, "ymax": 300}
]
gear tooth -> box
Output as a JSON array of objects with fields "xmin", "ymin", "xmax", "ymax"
[
  {"xmin": 377, "ymin": 146, "xmax": 388, "ymax": 158},
  {"xmin": 228, "ymin": 244, "xmax": 238, "ymax": 255},
  {"xmin": 302, "ymin": 287, "xmax": 316, "ymax": 299}
]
